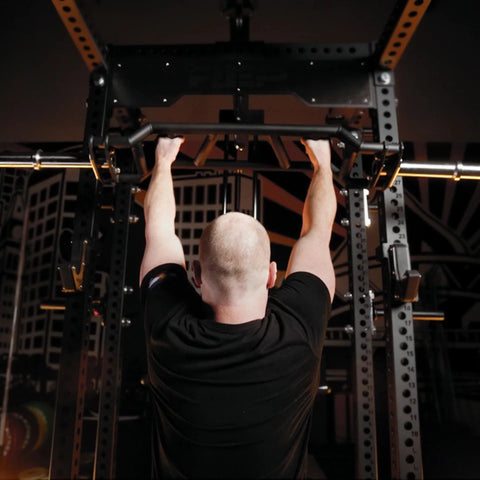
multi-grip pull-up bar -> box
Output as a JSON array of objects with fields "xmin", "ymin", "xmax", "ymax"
[
  {"xmin": 1, "ymin": 122, "xmax": 479, "ymax": 181},
  {"xmin": 109, "ymin": 122, "xmax": 393, "ymax": 152}
]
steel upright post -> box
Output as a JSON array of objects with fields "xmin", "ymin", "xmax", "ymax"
[
  {"xmin": 48, "ymin": 171, "xmax": 101, "ymax": 479},
  {"xmin": 373, "ymin": 70, "xmax": 423, "ymax": 479},
  {"xmin": 93, "ymin": 183, "xmax": 133, "ymax": 479},
  {"xmin": 345, "ymin": 158, "xmax": 378, "ymax": 479},
  {"xmin": 49, "ymin": 69, "xmax": 112, "ymax": 479}
]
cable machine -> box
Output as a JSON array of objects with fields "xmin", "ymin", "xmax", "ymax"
[{"xmin": 1, "ymin": 1, "xmax": 479, "ymax": 478}]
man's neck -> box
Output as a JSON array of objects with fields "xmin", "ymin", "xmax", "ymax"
[{"xmin": 211, "ymin": 296, "xmax": 268, "ymax": 325}]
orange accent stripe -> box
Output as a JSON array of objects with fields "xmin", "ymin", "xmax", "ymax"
[
  {"xmin": 261, "ymin": 176, "xmax": 303, "ymax": 215},
  {"xmin": 268, "ymin": 231, "xmax": 296, "ymax": 247}
]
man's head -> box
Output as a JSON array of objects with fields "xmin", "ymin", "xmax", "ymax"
[{"xmin": 193, "ymin": 212, "xmax": 276, "ymax": 304}]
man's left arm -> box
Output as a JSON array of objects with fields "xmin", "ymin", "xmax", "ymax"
[
  {"xmin": 285, "ymin": 139, "xmax": 337, "ymax": 301},
  {"xmin": 139, "ymin": 137, "xmax": 185, "ymax": 285}
]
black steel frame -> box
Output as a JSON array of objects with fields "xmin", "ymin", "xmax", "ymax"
[
  {"xmin": 344, "ymin": 163, "xmax": 379, "ymax": 478},
  {"xmin": 0, "ymin": 1, "xmax": 443, "ymax": 479},
  {"xmin": 51, "ymin": 45, "xmax": 423, "ymax": 479},
  {"xmin": 374, "ymin": 71, "xmax": 423, "ymax": 479}
]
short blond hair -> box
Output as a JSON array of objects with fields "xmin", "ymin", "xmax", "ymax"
[{"xmin": 199, "ymin": 212, "xmax": 271, "ymax": 299}]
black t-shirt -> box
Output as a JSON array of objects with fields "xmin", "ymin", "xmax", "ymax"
[{"xmin": 141, "ymin": 263, "xmax": 330, "ymax": 479}]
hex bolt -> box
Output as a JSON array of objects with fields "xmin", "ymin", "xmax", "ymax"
[
  {"xmin": 93, "ymin": 75, "xmax": 105, "ymax": 87},
  {"xmin": 129, "ymin": 215, "xmax": 139, "ymax": 224},
  {"xmin": 337, "ymin": 141, "xmax": 346, "ymax": 149},
  {"xmin": 340, "ymin": 218, "xmax": 350, "ymax": 227},
  {"xmin": 121, "ymin": 317, "xmax": 132, "ymax": 327},
  {"xmin": 344, "ymin": 291, "xmax": 353, "ymax": 301},
  {"xmin": 345, "ymin": 324, "xmax": 354, "ymax": 335},
  {"xmin": 378, "ymin": 72, "xmax": 391, "ymax": 84}
]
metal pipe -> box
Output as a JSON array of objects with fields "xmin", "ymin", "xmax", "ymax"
[
  {"xmin": 0, "ymin": 149, "xmax": 109, "ymax": 171},
  {"xmin": 398, "ymin": 161, "xmax": 480, "ymax": 181},
  {"xmin": 174, "ymin": 160, "xmax": 312, "ymax": 172},
  {"xmin": 125, "ymin": 122, "xmax": 343, "ymax": 145},
  {"xmin": 222, "ymin": 171, "xmax": 229, "ymax": 214},
  {"xmin": 2, "ymin": 150, "xmax": 479, "ymax": 181},
  {"xmin": 252, "ymin": 172, "xmax": 259, "ymax": 220},
  {"xmin": 0, "ymin": 161, "xmax": 95, "ymax": 169},
  {"xmin": 0, "ymin": 195, "xmax": 29, "ymax": 447},
  {"xmin": 375, "ymin": 310, "xmax": 445, "ymax": 321}
]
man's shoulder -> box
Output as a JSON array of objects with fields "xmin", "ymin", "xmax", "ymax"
[
  {"xmin": 140, "ymin": 263, "xmax": 191, "ymax": 305},
  {"xmin": 142, "ymin": 263, "xmax": 187, "ymax": 288},
  {"xmin": 275, "ymin": 271, "xmax": 329, "ymax": 294},
  {"xmin": 268, "ymin": 271, "xmax": 331, "ymax": 317}
]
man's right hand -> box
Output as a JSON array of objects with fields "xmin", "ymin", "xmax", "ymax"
[
  {"xmin": 155, "ymin": 136, "xmax": 184, "ymax": 170},
  {"xmin": 301, "ymin": 139, "xmax": 331, "ymax": 171}
]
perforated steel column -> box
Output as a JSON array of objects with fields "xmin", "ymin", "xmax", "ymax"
[
  {"xmin": 49, "ymin": 67, "xmax": 111, "ymax": 479},
  {"xmin": 49, "ymin": 173, "xmax": 100, "ymax": 479},
  {"xmin": 373, "ymin": 70, "xmax": 423, "ymax": 479},
  {"xmin": 345, "ymin": 160, "xmax": 378, "ymax": 479},
  {"xmin": 93, "ymin": 183, "xmax": 133, "ymax": 479}
]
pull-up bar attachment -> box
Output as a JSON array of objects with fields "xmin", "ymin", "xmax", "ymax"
[
  {"xmin": 105, "ymin": 122, "xmax": 400, "ymax": 155},
  {"xmin": 1, "ymin": 125, "xmax": 479, "ymax": 182}
]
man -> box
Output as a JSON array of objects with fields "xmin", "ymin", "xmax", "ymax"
[{"xmin": 140, "ymin": 136, "xmax": 336, "ymax": 479}]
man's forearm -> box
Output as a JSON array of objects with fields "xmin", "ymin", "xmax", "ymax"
[
  {"xmin": 301, "ymin": 163, "xmax": 336, "ymax": 242},
  {"xmin": 144, "ymin": 164, "xmax": 177, "ymax": 239}
]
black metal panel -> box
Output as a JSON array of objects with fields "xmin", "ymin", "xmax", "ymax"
[
  {"xmin": 93, "ymin": 183, "xmax": 133, "ymax": 479},
  {"xmin": 345, "ymin": 161, "xmax": 378, "ymax": 478},
  {"xmin": 109, "ymin": 42, "xmax": 374, "ymax": 108},
  {"xmin": 373, "ymin": 70, "xmax": 423, "ymax": 479}
]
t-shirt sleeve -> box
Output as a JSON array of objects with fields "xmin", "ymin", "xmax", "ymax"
[
  {"xmin": 268, "ymin": 271, "xmax": 331, "ymax": 352},
  {"xmin": 141, "ymin": 263, "xmax": 203, "ymax": 333}
]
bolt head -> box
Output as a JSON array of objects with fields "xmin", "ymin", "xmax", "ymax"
[
  {"xmin": 379, "ymin": 72, "xmax": 391, "ymax": 84},
  {"xmin": 93, "ymin": 75, "xmax": 105, "ymax": 87}
]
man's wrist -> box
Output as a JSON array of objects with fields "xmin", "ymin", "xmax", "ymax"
[{"xmin": 155, "ymin": 161, "xmax": 173, "ymax": 172}]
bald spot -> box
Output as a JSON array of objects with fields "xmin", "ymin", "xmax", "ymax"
[{"xmin": 199, "ymin": 212, "xmax": 271, "ymax": 298}]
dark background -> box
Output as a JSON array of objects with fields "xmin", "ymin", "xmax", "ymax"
[
  {"xmin": 0, "ymin": 1, "xmax": 479, "ymax": 479},
  {"xmin": 0, "ymin": 0, "xmax": 478, "ymax": 145}
]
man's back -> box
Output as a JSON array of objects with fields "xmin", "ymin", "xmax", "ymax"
[{"xmin": 142, "ymin": 264, "xmax": 330, "ymax": 479}]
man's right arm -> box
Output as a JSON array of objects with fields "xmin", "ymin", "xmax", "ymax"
[
  {"xmin": 285, "ymin": 139, "xmax": 336, "ymax": 301},
  {"xmin": 139, "ymin": 137, "xmax": 185, "ymax": 285}
]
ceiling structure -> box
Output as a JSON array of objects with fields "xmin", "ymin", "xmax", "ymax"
[
  {"xmin": 0, "ymin": 0, "xmax": 478, "ymax": 322},
  {"xmin": 0, "ymin": 0, "xmax": 478, "ymax": 145}
]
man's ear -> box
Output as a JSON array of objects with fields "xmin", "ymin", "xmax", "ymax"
[
  {"xmin": 192, "ymin": 260, "xmax": 202, "ymax": 287},
  {"xmin": 267, "ymin": 261, "xmax": 277, "ymax": 289}
]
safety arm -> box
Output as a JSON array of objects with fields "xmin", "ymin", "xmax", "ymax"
[
  {"xmin": 139, "ymin": 137, "xmax": 185, "ymax": 284},
  {"xmin": 286, "ymin": 139, "xmax": 337, "ymax": 300}
]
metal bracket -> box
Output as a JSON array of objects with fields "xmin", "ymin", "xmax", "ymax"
[
  {"xmin": 369, "ymin": 141, "xmax": 403, "ymax": 190},
  {"xmin": 58, "ymin": 239, "xmax": 88, "ymax": 292},
  {"xmin": 384, "ymin": 243, "xmax": 421, "ymax": 303},
  {"xmin": 88, "ymin": 135, "xmax": 122, "ymax": 183}
]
